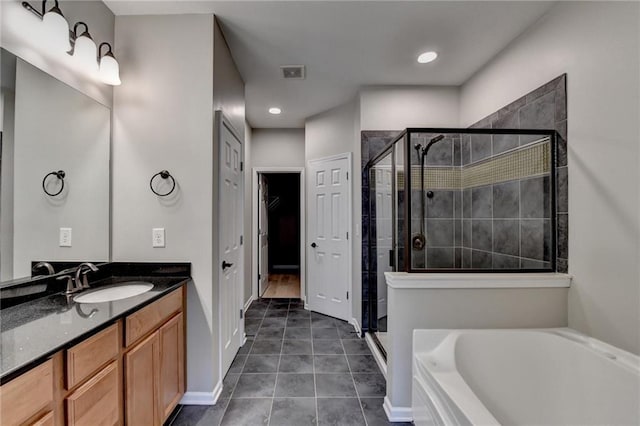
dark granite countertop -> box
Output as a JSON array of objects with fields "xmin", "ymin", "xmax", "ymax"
[{"xmin": 1, "ymin": 270, "xmax": 190, "ymax": 383}]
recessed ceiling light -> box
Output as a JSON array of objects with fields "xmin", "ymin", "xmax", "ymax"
[
  {"xmin": 417, "ymin": 51, "xmax": 438, "ymax": 64},
  {"xmin": 268, "ymin": 107, "xmax": 282, "ymax": 115}
]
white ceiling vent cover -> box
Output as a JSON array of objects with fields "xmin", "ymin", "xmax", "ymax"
[{"xmin": 281, "ymin": 65, "xmax": 305, "ymax": 79}]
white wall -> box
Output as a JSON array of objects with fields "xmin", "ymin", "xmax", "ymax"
[
  {"xmin": 113, "ymin": 14, "xmax": 217, "ymax": 394},
  {"xmin": 305, "ymin": 99, "xmax": 361, "ymax": 325},
  {"xmin": 360, "ymin": 86, "xmax": 459, "ymax": 131},
  {"xmin": 1, "ymin": 0, "xmax": 115, "ymax": 107},
  {"xmin": 460, "ymin": 1, "xmax": 640, "ymax": 355},
  {"xmin": 213, "ymin": 18, "xmax": 245, "ymax": 141},
  {"xmin": 251, "ymin": 128, "xmax": 305, "ymax": 168}
]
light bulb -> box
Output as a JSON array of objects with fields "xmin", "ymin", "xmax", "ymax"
[
  {"xmin": 99, "ymin": 54, "xmax": 121, "ymax": 86},
  {"xmin": 41, "ymin": 9, "xmax": 71, "ymax": 52},
  {"xmin": 72, "ymin": 34, "xmax": 98, "ymax": 73}
]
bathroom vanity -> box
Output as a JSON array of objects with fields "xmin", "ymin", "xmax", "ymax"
[{"xmin": 0, "ymin": 263, "xmax": 190, "ymax": 426}]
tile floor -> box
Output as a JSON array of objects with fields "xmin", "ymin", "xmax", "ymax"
[{"xmin": 169, "ymin": 298, "xmax": 409, "ymax": 426}]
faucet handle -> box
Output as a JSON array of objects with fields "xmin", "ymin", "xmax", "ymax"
[{"xmin": 57, "ymin": 274, "xmax": 77, "ymax": 295}]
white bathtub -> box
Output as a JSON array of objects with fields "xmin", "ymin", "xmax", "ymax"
[{"xmin": 412, "ymin": 329, "xmax": 640, "ymax": 426}]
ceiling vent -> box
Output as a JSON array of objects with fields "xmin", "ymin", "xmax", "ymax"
[{"xmin": 281, "ymin": 65, "xmax": 305, "ymax": 80}]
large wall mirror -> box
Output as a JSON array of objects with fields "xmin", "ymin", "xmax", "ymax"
[{"xmin": 0, "ymin": 48, "xmax": 110, "ymax": 282}]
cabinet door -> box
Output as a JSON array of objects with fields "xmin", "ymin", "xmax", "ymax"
[
  {"xmin": 66, "ymin": 362, "xmax": 120, "ymax": 426},
  {"xmin": 159, "ymin": 313, "xmax": 185, "ymax": 422},
  {"xmin": 0, "ymin": 360, "xmax": 53, "ymax": 426},
  {"xmin": 125, "ymin": 332, "xmax": 160, "ymax": 426}
]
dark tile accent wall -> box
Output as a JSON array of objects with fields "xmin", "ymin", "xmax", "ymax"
[{"xmin": 465, "ymin": 74, "xmax": 567, "ymax": 271}]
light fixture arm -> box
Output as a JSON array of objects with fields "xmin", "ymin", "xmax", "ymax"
[
  {"xmin": 42, "ymin": 0, "xmax": 61, "ymax": 17},
  {"xmin": 21, "ymin": 1, "xmax": 43, "ymax": 18},
  {"xmin": 98, "ymin": 42, "xmax": 115, "ymax": 61},
  {"xmin": 72, "ymin": 22, "xmax": 92, "ymax": 40}
]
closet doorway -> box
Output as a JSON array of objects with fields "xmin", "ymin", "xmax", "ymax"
[{"xmin": 252, "ymin": 168, "xmax": 305, "ymax": 302}]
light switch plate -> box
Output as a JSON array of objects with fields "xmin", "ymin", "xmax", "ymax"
[
  {"xmin": 152, "ymin": 228, "xmax": 165, "ymax": 248},
  {"xmin": 59, "ymin": 228, "xmax": 72, "ymax": 247}
]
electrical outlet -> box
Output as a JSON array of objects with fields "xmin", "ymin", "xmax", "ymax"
[
  {"xmin": 152, "ymin": 228, "xmax": 165, "ymax": 248},
  {"xmin": 59, "ymin": 228, "xmax": 72, "ymax": 247}
]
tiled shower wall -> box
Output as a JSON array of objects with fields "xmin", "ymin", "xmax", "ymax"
[
  {"xmin": 361, "ymin": 75, "xmax": 568, "ymax": 331},
  {"xmin": 465, "ymin": 74, "xmax": 567, "ymax": 271}
]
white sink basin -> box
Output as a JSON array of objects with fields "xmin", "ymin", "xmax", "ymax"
[{"xmin": 73, "ymin": 282, "xmax": 154, "ymax": 304}]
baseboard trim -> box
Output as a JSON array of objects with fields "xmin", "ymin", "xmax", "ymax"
[
  {"xmin": 383, "ymin": 397, "xmax": 412, "ymax": 422},
  {"xmin": 243, "ymin": 296, "xmax": 254, "ymax": 313},
  {"xmin": 350, "ymin": 317, "xmax": 362, "ymax": 336},
  {"xmin": 364, "ymin": 332, "xmax": 387, "ymax": 378},
  {"xmin": 180, "ymin": 380, "xmax": 223, "ymax": 405}
]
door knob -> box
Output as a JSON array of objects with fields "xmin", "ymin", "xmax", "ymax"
[
  {"xmin": 222, "ymin": 261, "xmax": 234, "ymax": 269},
  {"xmin": 310, "ymin": 242, "xmax": 317, "ymax": 248}
]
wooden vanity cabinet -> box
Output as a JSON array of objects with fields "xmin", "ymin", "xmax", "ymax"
[
  {"xmin": 124, "ymin": 290, "xmax": 185, "ymax": 425},
  {"xmin": 0, "ymin": 285, "xmax": 185, "ymax": 426},
  {"xmin": 125, "ymin": 332, "xmax": 160, "ymax": 425},
  {"xmin": 159, "ymin": 312, "xmax": 185, "ymax": 420},
  {"xmin": 0, "ymin": 359, "xmax": 54, "ymax": 426}
]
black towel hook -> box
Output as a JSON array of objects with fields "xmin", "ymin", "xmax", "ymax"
[
  {"xmin": 42, "ymin": 170, "xmax": 65, "ymax": 196},
  {"xmin": 150, "ymin": 170, "xmax": 176, "ymax": 197}
]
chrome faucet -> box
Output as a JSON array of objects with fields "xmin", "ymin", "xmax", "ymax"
[
  {"xmin": 32, "ymin": 261, "xmax": 55, "ymax": 276},
  {"xmin": 75, "ymin": 263, "xmax": 99, "ymax": 290}
]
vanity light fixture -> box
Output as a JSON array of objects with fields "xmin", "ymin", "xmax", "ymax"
[
  {"xmin": 417, "ymin": 51, "xmax": 438, "ymax": 64},
  {"xmin": 21, "ymin": 0, "xmax": 71, "ymax": 51},
  {"xmin": 70, "ymin": 22, "xmax": 98, "ymax": 73},
  {"xmin": 268, "ymin": 107, "xmax": 282, "ymax": 115},
  {"xmin": 98, "ymin": 42, "xmax": 121, "ymax": 86},
  {"xmin": 21, "ymin": 2, "xmax": 121, "ymax": 85}
]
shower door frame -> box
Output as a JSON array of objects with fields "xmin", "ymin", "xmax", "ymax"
[{"xmin": 367, "ymin": 127, "xmax": 558, "ymax": 274}]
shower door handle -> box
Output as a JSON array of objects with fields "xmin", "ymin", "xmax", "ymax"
[{"xmin": 310, "ymin": 242, "xmax": 317, "ymax": 248}]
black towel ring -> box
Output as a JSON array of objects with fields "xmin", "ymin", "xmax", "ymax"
[
  {"xmin": 150, "ymin": 170, "xmax": 176, "ymax": 197},
  {"xmin": 42, "ymin": 170, "xmax": 65, "ymax": 196}
]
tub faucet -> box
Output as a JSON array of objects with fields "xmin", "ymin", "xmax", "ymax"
[
  {"xmin": 75, "ymin": 263, "xmax": 99, "ymax": 290},
  {"xmin": 32, "ymin": 261, "xmax": 55, "ymax": 276}
]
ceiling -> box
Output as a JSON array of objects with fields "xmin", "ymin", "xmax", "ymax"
[{"xmin": 104, "ymin": 1, "xmax": 556, "ymax": 128}]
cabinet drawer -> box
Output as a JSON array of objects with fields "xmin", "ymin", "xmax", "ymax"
[
  {"xmin": 126, "ymin": 288, "xmax": 182, "ymax": 347},
  {"xmin": 0, "ymin": 360, "xmax": 53, "ymax": 426},
  {"xmin": 67, "ymin": 323, "xmax": 120, "ymax": 389},
  {"xmin": 66, "ymin": 362, "xmax": 120, "ymax": 426},
  {"xmin": 31, "ymin": 411, "xmax": 54, "ymax": 426}
]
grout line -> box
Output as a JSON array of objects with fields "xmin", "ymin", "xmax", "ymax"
[
  {"xmin": 269, "ymin": 300, "xmax": 279, "ymax": 421},
  {"xmin": 340, "ymin": 337, "xmax": 369, "ymax": 426},
  {"xmin": 311, "ymin": 306, "xmax": 320, "ymax": 426}
]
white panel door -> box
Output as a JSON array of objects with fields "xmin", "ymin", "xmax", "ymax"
[
  {"xmin": 258, "ymin": 174, "xmax": 269, "ymax": 296},
  {"xmin": 376, "ymin": 167, "xmax": 393, "ymax": 319},
  {"xmin": 307, "ymin": 155, "xmax": 351, "ymax": 321},
  {"xmin": 219, "ymin": 119, "xmax": 243, "ymax": 376}
]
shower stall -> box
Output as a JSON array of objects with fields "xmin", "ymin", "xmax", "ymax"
[{"xmin": 364, "ymin": 128, "xmax": 558, "ymax": 354}]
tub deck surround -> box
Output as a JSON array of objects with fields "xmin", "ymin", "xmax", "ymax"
[
  {"xmin": 383, "ymin": 272, "xmax": 571, "ymax": 422},
  {"xmin": 385, "ymin": 272, "xmax": 572, "ymax": 289},
  {"xmin": 412, "ymin": 329, "xmax": 640, "ymax": 426},
  {"xmin": 0, "ymin": 262, "xmax": 191, "ymax": 383}
]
